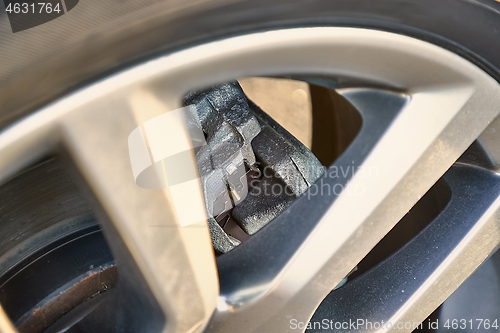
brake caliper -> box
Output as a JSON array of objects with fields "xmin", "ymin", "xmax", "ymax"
[{"xmin": 185, "ymin": 82, "xmax": 323, "ymax": 253}]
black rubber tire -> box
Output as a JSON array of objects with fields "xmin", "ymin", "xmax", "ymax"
[{"xmin": 1, "ymin": 0, "xmax": 500, "ymax": 130}]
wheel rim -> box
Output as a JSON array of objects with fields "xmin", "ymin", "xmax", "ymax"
[{"xmin": 1, "ymin": 27, "xmax": 500, "ymax": 333}]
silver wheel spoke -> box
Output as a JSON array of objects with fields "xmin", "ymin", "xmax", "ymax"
[
  {"xmin": 0, "ymin": 306, "xmax": 16, "ymax": 333},
  {"xmin": 58, "ymin": 93, "xmax": 219, "ymax": 333},
  {"xmin": 309, "ymin": 164, "xmax": 500, "ymax": 332},
  {"xmin": 212, "ymin": 82, "xmax": 500, "ymax": 332}
]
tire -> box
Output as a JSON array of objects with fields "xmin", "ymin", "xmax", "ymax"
[{"xmin": 2, "ymin": 0, "xmax": 500, "ymax": 128}]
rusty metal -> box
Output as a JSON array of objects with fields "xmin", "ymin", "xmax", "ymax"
[{"xmin": 17, "ymin": 263, "xmax": 117, "ymax": 333}]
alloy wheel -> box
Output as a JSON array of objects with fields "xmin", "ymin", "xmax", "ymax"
[{"xmin": 1, "ymin": 27, "xmax": 500, "ymax": 333}]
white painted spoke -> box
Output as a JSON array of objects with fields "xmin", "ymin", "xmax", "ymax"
[
  {"xmin": 309, "ymin": 165, "xmax": 500, "ymax": 333},
  {"xmin": 0, "ymin": 306, "xmax": 17, "ymax": 333},
  {"xmin": 58, "ymin": 91, "xmax": 218, "ymax": 333},
  {"xmin": 212, "ymin": 75, "xmax": 500, "ymax": 332}
]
